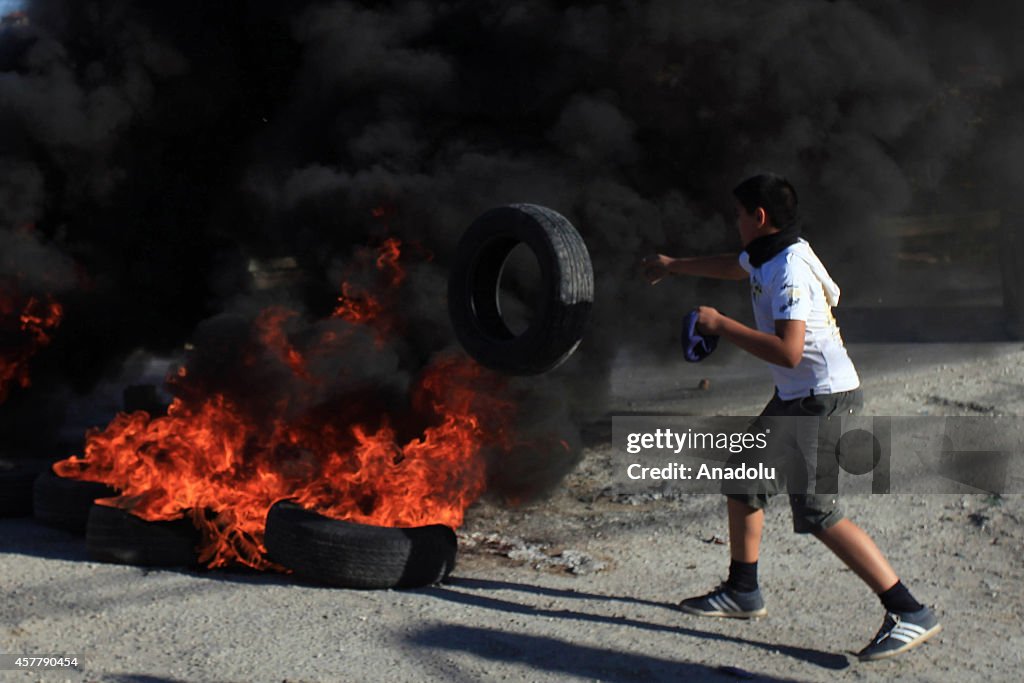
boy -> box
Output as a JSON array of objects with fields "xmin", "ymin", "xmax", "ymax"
[{"xmin": 641, "ymin": 173, "xmax": 941, "ymax": 661}]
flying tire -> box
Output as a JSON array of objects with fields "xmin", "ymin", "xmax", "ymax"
[{"xmin": 448, "ymin": 204, "xmax": 593, "ymax": 375}]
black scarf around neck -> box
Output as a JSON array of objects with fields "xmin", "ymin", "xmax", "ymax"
[{"xmin": 743, "ymin": 224, "xmax": 801, "ymax": 267}]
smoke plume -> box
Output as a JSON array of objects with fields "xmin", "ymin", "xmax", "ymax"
[{"xmin": 1, "ymin": 1, "xmax": 1021, "ymax": 496}]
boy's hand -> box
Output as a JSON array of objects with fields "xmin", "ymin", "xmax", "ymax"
[
  {"xmin": 641, "ymin": 254, "xmax": 672, "ymax": 284},
  {"xmin": 695, "ymin": 305, "xmax": 724, "ymax": 335}
]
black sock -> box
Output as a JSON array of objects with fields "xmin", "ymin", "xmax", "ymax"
[
  {"xmin": 878, "ymin": 580, "xmax": 924, "ymax": 614},
  {"xmin": 726, "ymin": 559, "xmax": 758, "ymax": 593}
]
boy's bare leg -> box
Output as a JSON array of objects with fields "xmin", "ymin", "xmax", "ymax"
[
  {"xmin": 728, "ymin": 498, "xmax": 764, "ymax": 562},
  {"xmin": 812, "ymin": 518, "xmax": 899, "ymax": 592},
  {"xmin": 679, "ymin": 498, "xmax": 768, "ymax": 616},
  {"xmin": 816, "ymin": 518, "xmax": 943, "ymax": 660}
]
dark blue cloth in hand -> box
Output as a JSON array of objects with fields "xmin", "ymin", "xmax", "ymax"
[{"xmin": 681, "ymin": 309, "xmax": 719, "ymax": 362}]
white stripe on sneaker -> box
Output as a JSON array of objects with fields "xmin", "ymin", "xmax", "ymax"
[
  {"xmin": 720, "ymin": 594, "xmax": 741, "ymax": 611},
  {"xmin": 889, "ymin": 632, "xmax": 916, "ymax": 644},
  {"xmin": 892, "ymin": 627, "xmax": 925, "ymax": 640},
  {"xmin": 708, "ymin": 596, "xmax": 725, "ymax": 611},
  {"xmin": 895, "ymin": 622, "xmax": 927, "ymax": 635}
]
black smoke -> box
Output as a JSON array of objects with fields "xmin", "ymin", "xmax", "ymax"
[{"xmin": 1, "ymin": 1, "xmax": 1021, "ymax": 495}]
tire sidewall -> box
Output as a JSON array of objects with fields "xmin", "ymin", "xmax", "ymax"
[{"xmin": 448, "ymin": 204, "xmax": 590, "ymax": 375}]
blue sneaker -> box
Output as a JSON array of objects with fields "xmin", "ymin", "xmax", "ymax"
[
  {"xmin": 679, "ymin": 583, "xmax": 767, "ymax": 619},
  {"xmin": 857, "ymin": 606, "xmax": 942, "ymax": 661}
]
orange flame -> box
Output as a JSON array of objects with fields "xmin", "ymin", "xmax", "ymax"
[
  {"xmin": 0, "ymin": 281, "xmax": 63, "ymax": 403},
  {"xmin": 255, "ymin": 307, "xmax": 310, "ymax": 380},
  {"xmin": 375, "ymin": 237, "xmax": 404, "ymax": 287},
  {"xmin": 332, "ymin": 238, "xmax": 405, "ymax": 344},
  {"xmin": 332, "ymin": 281, "xmax": 384, "ymax": 325},
  {"xmin": 54, "ymin": 238, "xmax": 516, "ymax": 570},
  {"xmin": 55, "ymin": 355, "xmax": 509, "ymax": 570}
]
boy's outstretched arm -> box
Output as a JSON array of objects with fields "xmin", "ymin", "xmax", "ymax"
[
  {"xmin": 696, "ymin": 306, "xmax": 805, "ymax": 369},
  {"xmin": 641, "ymin": 253, "xmax": 748, "ymax": 283}
]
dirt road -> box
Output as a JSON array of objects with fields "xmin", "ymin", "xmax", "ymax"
[{"xmin": 2, "ymin": 343, "xmax": 1023, "ymax": 682}]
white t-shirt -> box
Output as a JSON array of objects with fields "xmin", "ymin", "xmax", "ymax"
[{"xmin": 738, "ymin": 239, "xmax": 860, "ymax": 400}]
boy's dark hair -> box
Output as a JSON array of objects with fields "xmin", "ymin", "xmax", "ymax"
[{"xmin": 733, "ymin": 173, "xmax": 799, "ymax": 230}]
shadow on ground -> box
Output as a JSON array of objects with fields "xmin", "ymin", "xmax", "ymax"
[
  {"xmin": 407, "ymin": 624, "xmax": 806, "ymax": 683},
  {"xmin": 419, "ymin": 581, "xmax": 849, "ymax": 671}
]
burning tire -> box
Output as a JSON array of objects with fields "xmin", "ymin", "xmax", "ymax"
[
  {"xmin": 448, "ymin": 204, "xmax": 593, "ymax": 375},
  {"xmin": 85, "ymin": 504, "xmax": 200, "ymax": 568},
  {"xmin": 264, "ymin": 501, "xmax": 457, "ymax": 589},
  {"xmin": 32, "ymin": 470, "xmax": 118, "ymax": 533},
  {"xmin": 0, "ymin": 458, "xmax": 46, "ymax": 517}
]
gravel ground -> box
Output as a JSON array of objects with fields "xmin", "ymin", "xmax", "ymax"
[{"xmin": 2, "ymin": 342, "xmax": 1024, "ymax": 682}]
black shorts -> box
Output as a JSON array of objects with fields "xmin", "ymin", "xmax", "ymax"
[{"xmin": 723, "ymin": 388, "xmax": 864, "ymax": 534}]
